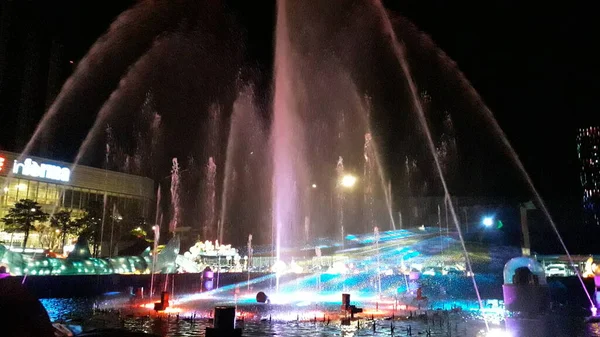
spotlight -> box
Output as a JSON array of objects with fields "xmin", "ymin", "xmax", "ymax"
[{"xmin": 482, "ymin": 217, "xmax": 494, "ymax": 227}]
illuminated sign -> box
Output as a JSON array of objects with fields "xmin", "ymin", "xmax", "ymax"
[
  {"xmin": 0, "ymin": 156, "xmax": 5, "ymax": 172},
  {"xmin": 12, "ymin": 158, "xmax": 71, "ymax": 182}
]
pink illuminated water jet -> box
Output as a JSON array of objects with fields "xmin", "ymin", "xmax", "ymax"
[
  {"xmin": 271, "ymin": 0, "xmax": 308, "ymax": 263},
  {"xmin": 203, "ymin": 157, "xmax": 217, "ymax": 240}
]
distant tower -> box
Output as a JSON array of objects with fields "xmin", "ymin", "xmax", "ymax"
[{"xmin": 577, "ymin": 126, "xmax": 600, "ymax": 225}]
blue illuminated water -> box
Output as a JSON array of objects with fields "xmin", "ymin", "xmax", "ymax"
[{"xmin": 41, "ymin": 296, "xmax": 600, "ymax": 336}]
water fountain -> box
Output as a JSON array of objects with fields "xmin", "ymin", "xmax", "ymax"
[
  {"xmin": 220, "ymin": 86, "xmax": 270, "ymax": 246},
  {"xmin": 203, "ymin": 157, "xmax": 217, "ymax": 240},
  {"xmin": 150, "ymin": 221, "xmax": 160, "ymax": 297},
  {"xmin": 169, "ymin": 158, "xmax": 181, "ymax": 233},
  {"xmin": 10, "ymin": 0, "xmax": 596, "ymax": 335},
  {"xmin": 336, "ymin": 157, "xmax": 345, "ymax": 247},
  {"xmin": 271, "ymin": 0, "xmax": 308, "ymax": 264},
  {"xmin": 363, "ymin": 134, "xmax": 376, "ymax": 233},
  {"xmin": 365, "ymin": 0, "xmax": 491, "ymax": 329}
]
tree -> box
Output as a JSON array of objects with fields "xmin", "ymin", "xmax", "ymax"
[
  {"xmin": 75, "ymin": 200, "xmax": 104, "ymax": 256},
  {"xmin": 50, "ymin": 210, "xmax": 81, "ymax": 252},
  {"xmin": 130, "ymin": 226, "xmax": 147, "ymax": 238},
  {"xmin": 1, "ymin": 199, "xmax": 49, "ymax": 248}
]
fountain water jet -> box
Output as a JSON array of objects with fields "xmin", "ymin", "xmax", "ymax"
[
  {"xmin": 73, "ymin": 34, "xmax": 172, "ymax": 166},
  {"xmin": 368, "ymin": 0, "xmax": 488, "ymax": 328},
  {"xmin": 203, "ymin": 157, "xmax": 217, "ymax": 240},
  {"xmin": 363, "ymin": 134, "xmax": 376, "ymax": 233},
  {"xmin": 271, "ymin": 0, "xmax": 308, "ymax": 263},
  {"xmin": 221, "ymin": 86, "xmax": 269, "ymax": 245},
  {"xmin": 169, "ymin": 158, "xmax": 181, "ymax": 233},
  {"xmin": 20, "ymin": 1, "xmax": 179, "ymax": 165},
  {"xmin": 389, "ymin": 3, "xmax": 594, "ymax": 310},
  {"xmin": 97, "ymin": 130, "xmax": 111, "ymax": 257},
  {"xmin": 336, "ymin": 157, "xmax": 345, "ymax": 247},
  {"xmin": 366, "ymin": 133, "xmax": 397, "ymax": 231}
]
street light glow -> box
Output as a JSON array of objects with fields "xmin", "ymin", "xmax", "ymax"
[
  {"xmin": 482, "ymin": 216, "xmax": 494, "ymax": 227},
  {"xmin": 311, "ymin": 183, "xmax": 317, "ymax": 188},
  {"xmin": 341, "ymin": 174, "xmax": 357, "ymax": 188}
]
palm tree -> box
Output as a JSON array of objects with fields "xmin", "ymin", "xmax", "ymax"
[
  {"xmin": 1, "ymin": 199, "xmax": 49, "ymax": 248},
  {"xmin": 50, "ymin": 210, "xmax": 81, "ymax": 252}
]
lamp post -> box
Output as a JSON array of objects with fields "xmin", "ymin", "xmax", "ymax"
[{"xmin": 108, "ymin": 204, "xmax": 122, "ymax": 258}]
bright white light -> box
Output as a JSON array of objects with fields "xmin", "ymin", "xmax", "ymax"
[
  {"xmin": 30, "ymin": 208, "xmax": 36, "ymax": 212},
  {"xmin": 341, "ymin": 174, "xmax": 357, "ymax": 188},
  {"xmin": 484, "ymin": 328, "xmax": 512, "ymax": 337},
  {"xmin": 272, "ymin": 260, "xmax": 287, "ymax": 275},
  {"xmin": 311, "ymin": 183, "xmax": 317, "ymax": 189},
  {"xmin": 482, "ymin": 217, "xmax": 494, "ymax": 227}
]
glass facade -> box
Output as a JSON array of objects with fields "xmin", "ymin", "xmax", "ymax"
[
  {"xmin": 0, "ymin": 151, "xmax": 154, "ymax": 249},
  {"xmin": 0, "ymin": 176, "xmax": 148, "ymax": 220}
]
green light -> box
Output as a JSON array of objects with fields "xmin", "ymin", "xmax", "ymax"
[{"xmin": 497, "ymin": 220, "xmax": 504, "ymax": 229}]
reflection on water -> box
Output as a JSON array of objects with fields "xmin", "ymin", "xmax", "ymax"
[
  {"xmin": 41, "ymin": 298, "xmax": 600, "ymax": 337},
  {"xmin": 40, "ymin": 298, "xmax": 96, "ymax": 322},
  {"xmin": 121, "ymin": 316, "xmax": 482, "ymax": 337}
]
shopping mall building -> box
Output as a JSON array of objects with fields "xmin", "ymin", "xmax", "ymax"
[{"xmin": 0, "ymin": 151, "xmax": 154, "ymax": 248}]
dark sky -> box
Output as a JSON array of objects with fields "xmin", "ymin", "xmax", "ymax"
[
  {"xmin": 0, "ymin": 0, "xmax": 597, "ymax": 248},
  {"xmin": 392, "ymin": 0, "xmax": 598, "ymax": 194}
]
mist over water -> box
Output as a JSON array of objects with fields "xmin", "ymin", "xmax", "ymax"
[{"xmin": 218, "ymin": 86, "xmax": 270, "ymax": 244}]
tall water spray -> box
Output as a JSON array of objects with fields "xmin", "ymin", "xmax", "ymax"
[
  {"xmin": 169, "ymin": 158, "xmax": 181, "ymax": 233},
  {"xmin": 391, "ymin": 7, "xmax": 594, "ymax": 308},
  {"xmin": 221, "ymin": 86, "xmax": 269, "ymax": 245},
  {"xmin": 363, "ymin": 133, "xmax": 376, "ymax": 232},
  {"xmin": 96, "ymin": 126, "xmax": 112, "ymax": 257},
  {"xmin": 271, "ymin": 0, "xmax": 307, "ymax": 260},
  {"xmin": 369, "ymin": 0, "xmax": 487, "ymax": 320},
  {"xmin": 203, "ymin": 157, "xmax": 217, "ymax": 240},
  {"xmin": 336, "ymin": 156, "xmax": 345, "ymax": 246},
  {"xmin": 150, "ymin": 184, "xmax": 162, "ymax": 296}
]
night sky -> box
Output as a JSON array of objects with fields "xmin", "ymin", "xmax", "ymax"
[{"xmin": 0, "ymin": 1, "xmax": 597, "ymax": 249}]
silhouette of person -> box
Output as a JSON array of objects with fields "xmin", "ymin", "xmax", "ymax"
[
  {"xmin": 513, "ymin": 266, "xmax": 533, "ymax": 285},
  {"xmin": 0, "ymin": 277, "xmax": 55, "ymax": 337}
]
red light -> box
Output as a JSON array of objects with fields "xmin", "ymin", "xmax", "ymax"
[{"xmin": 0, "ymin": 156, "xmax": 5, "ymax": 172}]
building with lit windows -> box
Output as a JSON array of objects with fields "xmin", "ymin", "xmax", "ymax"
[
  {"xmin": 577, "ymin": 126, "xmax": 600, "ymax": 225},
  {"xmin": 0, "ymin": 151, "xmax": 154, "ymax": 247}
]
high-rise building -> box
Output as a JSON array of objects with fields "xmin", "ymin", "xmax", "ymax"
[{"xmin": 577, "ymin": 126, "xmax": 600, "ymax": 225}]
